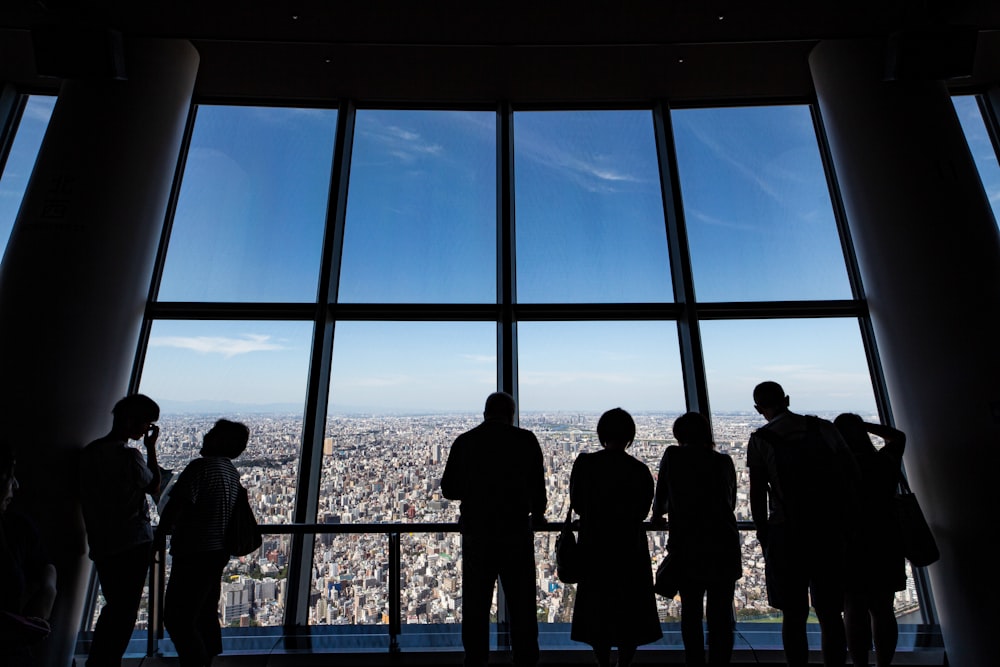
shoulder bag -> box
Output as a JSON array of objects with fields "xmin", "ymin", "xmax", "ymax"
[
  {"xmin": 555, "ymin": 505, "xmax": 580, "ymax": 584},
  {"xmin": 894, "ymin": 472, "xmax": 939, "ymax": 567},
  {"xmin": 225, "ymin": 484, "xmax": 262, "ymax": 557}
]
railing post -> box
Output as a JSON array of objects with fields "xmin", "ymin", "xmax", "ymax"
[
  {"xmin": 388, "ymin": 531, "xmax": 401, "ymax": 653},
  {"xmin": 147, "ymin": 542, "xmax": 166, "ymax": 657}
]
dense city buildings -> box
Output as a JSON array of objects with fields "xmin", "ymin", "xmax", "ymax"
[{"xmin": 93, "ymin": 412, "xmax": 919, "ymax": 633}]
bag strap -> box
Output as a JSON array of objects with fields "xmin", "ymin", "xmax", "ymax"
[{"xmin": 564, "ymin": 504, "xmax": 574, "ymax": 527}]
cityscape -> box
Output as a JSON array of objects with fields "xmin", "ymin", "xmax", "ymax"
[{"xmin": 95, "ymin": 411, "xmax": 921, "ymax": 632}]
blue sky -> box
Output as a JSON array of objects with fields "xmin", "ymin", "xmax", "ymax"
[{"xmin": 6, "ymin": 97, "xmax": 995, "ymax": 415}]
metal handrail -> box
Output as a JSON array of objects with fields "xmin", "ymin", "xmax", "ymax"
[{"xmin": 146, "ymin": 519, "xmax": 759, "ymax": 657}]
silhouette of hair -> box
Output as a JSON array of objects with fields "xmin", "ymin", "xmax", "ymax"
[
  {"xmin": 672, "ymin": 411, "xmax": 714, "ymax": 449},
  {"xmin": 834, "ymin": 412, "xmax": 876, "ymax": 457},
  {"xmin": 753, "ymin": 381, "xmax": 786, "ymax": 409},
  {"xmin": 112, "ymin": 393, "xmax": 160, "ymax": 424},
  {"xmin": 201, "ymin": 419, "xmax": 250, "ymax": 459},
  {"xmin": 484, "ymin": 391, "xmax": 516, "ymax": 420},
  {"xmin": 597, "ymin": 407, "xmax": 636, "ymax": 447}
]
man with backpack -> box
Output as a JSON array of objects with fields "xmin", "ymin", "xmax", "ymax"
[{"xmin": 747, "ymin": 381, "xmax": 861, "ymax": 667}]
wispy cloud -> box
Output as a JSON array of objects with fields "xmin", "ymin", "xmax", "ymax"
[
  {"xmin": 149, "ymin": 334, "xmax": 286, "ymax": 358},
  {"xmin": 363, "ymin": 121, "xmax": 444, "ymax": 164},
  {"xmin": 518, "ymin": 135, "xmax": 644, "ymax": 193},
  {"xmin": 688, "ymin": 209, "xmax": 756, "ymax": 232},
  {"xmin": 683, "ymin": 121, "xmax": 782, "ymax": 202}
]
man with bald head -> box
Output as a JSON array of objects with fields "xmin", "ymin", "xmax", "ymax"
[
  {"xmin": 441, "ymin": 391, "xmax": 547, "ymax": 667},
  {"xmin": 747, "ymin": 381, "xmax": 860, "ymax": 667}
]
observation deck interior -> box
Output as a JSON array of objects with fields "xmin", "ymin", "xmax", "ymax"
[{"xmin": 2, "ymin": 2, "xmax": 999, "ymax": 667}]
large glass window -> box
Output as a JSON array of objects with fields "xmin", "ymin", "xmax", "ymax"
[
  {"xmin": 123, "ymin": 99, "xmax": 906, "ymax": 648},
  {"xmin": 0, "ymin": 95, "xmax": 55, "ymax": 261}
]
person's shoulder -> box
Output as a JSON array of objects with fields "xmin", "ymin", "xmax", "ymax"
[
  {"xmin": 82, "ymin": 436, "xmax": 121, "ymax": 453},
  {"xmin": 513, "ymin": 424, "xmax": 540, "ymax": 440},
  {"xmin": 711, "ymin": 448, "xmax": 734, "ymax": 462},
  {"xmin": 2, "ymin": 508, "xmax": 40, "ymax": 537}
]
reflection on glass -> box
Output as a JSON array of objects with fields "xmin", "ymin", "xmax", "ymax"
[
  {"xmin": 158, "ymin": 105, "xmax": 337, "ymax": 302},
  {"xmin": 0, "ymin": 95, "xmax": 55, "ymax": 260},
  {"xmin": 514, "ymin": 110, "xmax": 672, "ymax": 303},
  {"xmin": 338, "ymin": 110, "xmax": 496, "ymax": 303},
  {"xmin": 310, "ymin": 534, "xmax": 389, "ymax": 625},
  {"xmin": 672, "ymin": 105, "xmax": 851, "ymax": 302},
  {"xmin": 952, "ymin": 94, "xmax": 1000, "ymax": 224}
]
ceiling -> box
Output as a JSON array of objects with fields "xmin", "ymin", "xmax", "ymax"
[{"xmin": 2, "ymin": 1, "xmax": 999, "ymax": 104}]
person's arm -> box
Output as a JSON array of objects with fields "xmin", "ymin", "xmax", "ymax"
[
  {"xmin": 866, "ymin": 420, "xmax": 906, "ymax": 463},
  {"xmin": 650, "ymin": 449, "xmax": 670, "ymax": 528},
  {"xmin": 528, "ymin": 434, "xmax": 547, "ymax": 529},
  {"xmin": 142, "ymin": 424, "xmax": 161, "ymax": 496},
  {"xmin": 440, "ymin": 437, "xmax": 463, "ymax": 501},
  {"xmin": 154, "ymin": 463, "xmax": 193, "ymax": 548},
  {"xmin": 747, "ymin": 436, "xmax": 770, "ymax": 547},
  {"xmin": 724, "ymin": 454, "xmax": 737, "ymax": 511},
  {"xmin": 637, "ymin": 464, "xmax": 654, "ymax": 521},
  {"xmin": 568, "ymin": 454, "xmax": 585, "ymax": 514}
]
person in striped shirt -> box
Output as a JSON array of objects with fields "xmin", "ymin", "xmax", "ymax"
[{"xmin": 157, "ymin": 419, "xmax": 249, "ymax": 667}]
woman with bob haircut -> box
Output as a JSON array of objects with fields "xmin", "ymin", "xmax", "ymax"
[{"xmin": 568, "ymin": 407, "xmax": 662, "ymax": 667}]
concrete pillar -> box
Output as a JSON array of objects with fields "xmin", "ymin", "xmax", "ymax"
[
  {"xmin": 0, "ymin": 38, "xmax": 198, "ymax": 666},
  {"xmin": 810, "ymin": 38, "xmax": 1000, "ymax": 666}
]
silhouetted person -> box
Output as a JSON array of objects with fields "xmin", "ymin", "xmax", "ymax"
[
  {"xmin": 834, "ymin": 413, "xmax": 906, "ymax": 667},
  {"xmin": 79, "ymin": 394, "xmax": 162, "ymax": 667},
  {"xmin": 652, "ymin": 412, "xmax": 740, "ymax": 666},
  {"xmin": 0, "ymin": 441, "xmax": 57, "ymax": 667},
  {"xmin": 569, "ymin": 408, "xmax": 662, "ymax": 667},
  {"xmin": 157, "ymin": 419, "xmax": 249, "ymax": 667},
  {"xmin": 441, "ymin": 392, "xmax": 546, "ymax": 667},
  {"xmin": 747, "ymin": 381, "xmax": 860, "ymax": 667}
]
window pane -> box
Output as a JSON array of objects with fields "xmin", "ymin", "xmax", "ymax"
[
  {"xmin": 514, "ymin": 110, "xmax": 672, "ymax": 303},
  {"xmin": 0, "ymin": 95, "xmax": 55, "ymax": 260},
  {"xmin": 952, "ymin": 94, "xmax": 1000, "ymax": 223},
  {"xmin": 320, "ymin": 322, "xmax": 494, "ymax": 520},
  {"xmin": 517, "ymin": 321, "xmax": 684, "ymax": 416},
  {"xmin": 673, "ymin": 105, "xmax": 852, "ymax": 301},
  {"xmin": 311, "ymin": 533, "xmax": 390, "ymax": 626},
  {"xmin": 315, "ymin": 321, "xmax": 495, "ymax": 627},
  {"xmin": 158, "ymin": 105, "xmax": 337, "ymax": 302},
  {"xmin": 338, "ymin": 110, "xmax": 496, "ymax": 303},
  {"xmin": 140, "ymin": 320, "xmax": 312, "ymax": 628}
]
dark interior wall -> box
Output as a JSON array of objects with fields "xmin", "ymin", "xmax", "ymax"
[
  {"xmin": 811, "ymin": 38, "xmax": 1000, "ymax": 667},
  {"xmin": 0, "ymin": 38, "xmax": 199, "ymax": 666}
]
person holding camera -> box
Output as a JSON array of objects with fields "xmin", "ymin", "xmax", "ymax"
[{"xmin": 79, "ymin": 394, "xmax": 162, "ymax": 667}]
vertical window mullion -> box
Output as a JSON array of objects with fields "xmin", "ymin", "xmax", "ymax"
[
  {"xmin": 286, "ymin": 100, "xmax": 356, "ymax": 627},
  {"xmin": 653, "ymin": 101, "xmax": 709, "ymax": 414},
  {"xmin": 497, "ymin": 102, "xmax": 517, "ymax": 400}
]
